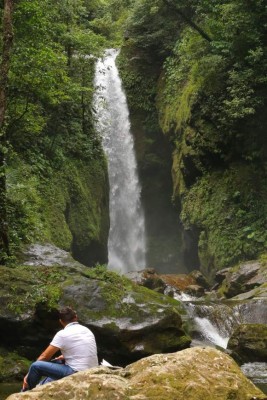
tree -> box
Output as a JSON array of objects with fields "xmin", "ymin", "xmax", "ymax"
[
  {"xmin": 0, "ymin": 0, "xmax": 14, "ymax": 262},
  {"xmin": 162, "ymin": 0, "xmax": 212, "ymax": 43}
]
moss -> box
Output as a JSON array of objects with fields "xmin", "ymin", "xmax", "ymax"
[
  {"xmin": 156, "ymin": 29, "xmax": 208, "ymax": 135},
  {"xmin": 0, "ymin": 265, "xmax": 67, "ymax": 314},
  {"xmin": 117, "ymin": 42, "xmax": 159, "ymax": 124},
  {"xmin": 0, "ymin": 348, "xmax": 30, "ymax": 382},
  {"xmin": 39, "ymin": 173, "xmax": 73, "ymax": 250},
  {"xmin": 7, "ymin": 152, "xmax": 109, "ymax": 266},
  {"xmin": 181, "ymin": 164, "xmax": 267, "ymax": 278},
  {"xmin": 259, "ymin": 253, "xmax": 267, "ymax": 265},
  {"xmin": 85, "ymin": 270, "xmax": 185, "ymax": 321},
  {"xmin": 0, "ymin": 264, "xmax": 186, "ymax": 326}
]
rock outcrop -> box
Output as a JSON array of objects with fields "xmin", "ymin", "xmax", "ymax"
[
  {"xmin": 0, "ymin": 245, "xmax": 190, "ymax": 369},
  {"xmin": 227, "ymin": 323, "xmax": 267, "ymax": 363},
  {"xmin": 126, "ymin": 268, "xmax": 166, "ymax": 293},
  {"xmin": 0, "ymin": 348, "xmax": 30, "ymax": 382},
  {"xmin": 127, "ymin": 268, "xmax": 210, "ymax": 299},
  {"xmin": 6, "ymin": 347, "xmax": 266, "ymax": 400},
  {"xmin": 214, "ymin": 260, "xmax": 267, "ymax": 299}
]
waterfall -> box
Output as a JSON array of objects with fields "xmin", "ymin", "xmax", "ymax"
[
  {"xmin": 170, "ymin": 289, "xmax": 237, "ymax": 348},
  {"xmin": 93, "ymin": 49, "xmax": 146, "ymax": 274},
  {"xmin": 177, "ymin": 296, "xmax": 267, "ymax": 350}
]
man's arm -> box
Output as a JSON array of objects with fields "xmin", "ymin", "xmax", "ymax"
[
  {"xmin": 37, "ymin": 344, "xmax": 60, "ymax": 361},
  {"xmin": 22, "ymin": 345, "xmax": 60, "ymax": 390}
]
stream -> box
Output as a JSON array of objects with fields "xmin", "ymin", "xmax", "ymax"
[
  {"xmin": 178, "ymin": 293, "xmax": 267, "ymax": 395},
  {"xmin": 1, "ymin": 297, "xmax": 266, "ymax": 399}
]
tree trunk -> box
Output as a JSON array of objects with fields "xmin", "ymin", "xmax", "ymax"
[
  {"xmin": 0, "ymin": 0, "xmax": 14, "ymax": 262},
  {"xmin": 162, "ymin": 0, "xmax": 212, "ymax": 43}
]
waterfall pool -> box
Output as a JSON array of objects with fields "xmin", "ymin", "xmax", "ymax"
[
  {"xmin": 0, "ymin": 382, "xmax": 21, "ymax": 399},
  {"xmin": 241, "ymin": 362, "xmax": 267, "ymax": 394}
]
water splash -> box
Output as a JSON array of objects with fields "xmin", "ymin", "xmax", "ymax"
[
  {"xmin": 93, "ymin": 49, "xmax": 146, "ymax": 273},
  {"xmin": 183, "ymin": 302, "xmax": 239, "ymax": 349},
  {"xmin": 193, "ymin": 317, "xmax": 229, "ymax": 349},
  {"xmin": 241, "ymin": 362, "xmax": 267, "ymax": 384}
]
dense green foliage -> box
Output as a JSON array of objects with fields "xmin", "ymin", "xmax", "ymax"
[
  {"xmin": 0, "ymin": 0, "xmax": 125, "ymax": 263},
  {"xmin": 1, "ymin": 0, "xmax": 267, "ymax": 276},
  {"xmin": 119, "ymin": 0, "xmax": 267, "ymax": 277}
]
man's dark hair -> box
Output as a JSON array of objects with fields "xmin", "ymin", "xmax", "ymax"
[{"xmin": 59, "ymin": 306, "xmax": 77, "ymax": 323}]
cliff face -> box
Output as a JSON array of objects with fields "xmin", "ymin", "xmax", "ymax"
[
  {"xmin": 8, "ymin": 153, "xmax": 109, "ymax": 267},
  {"xmin": 118, "ymin": 0, "xmax": 267, "ymax": 280},
  {"xmin": 41, "ymin": 158, "xmax": 110, "ymax": 266},
  {"xmin": 117, "ymin": 45, "xmax": 189, "ymax": 275}
]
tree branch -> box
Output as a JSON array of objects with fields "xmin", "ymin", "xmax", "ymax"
[{"xmin": 162, "ymin": 0, "xmax": 212, "ymax": 43}]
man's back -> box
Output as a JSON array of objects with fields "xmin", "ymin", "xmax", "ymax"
[{"xmin": 51, "ymin": 321, "xmax": 98, "ymax": 371}]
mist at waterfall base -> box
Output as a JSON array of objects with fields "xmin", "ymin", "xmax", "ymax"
[
  {"xmin": 174, "ymin": 291, "xmax": 267, "ymax": 394},
  {"xmin": 93, "ymin": 49, "xmax": 146, "ymax": 274}
]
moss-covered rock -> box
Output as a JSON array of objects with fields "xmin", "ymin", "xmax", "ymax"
[
  {"xmin": 39, "ymin": 158, "xmax": 109, "ymax": 266},
  {"xmin": 119, "ymin": 2, "xmax": 267, "ymax": 280},
  {"xmin": 8, "ymin": 155, "xmax": 109, "ymax": 267},
  {"xmin": 227, "ymin": 323, "xmax": 267, "ymax": 363},
  {"xmin": 0, "ymin": 251, "xmax": 190, "ymax": 367},
  {"xmin": 0, "ymin": 349, "xmax": 30, "ymax": 382},
  {"xmin": 215, "ymin": 258, "xmax": 267, "ymax": 298},
  {"xmin": 180, "ymin": 165, "xmax": 267, "ymax": 280},
  {"xmin": 6, "ymin": 347, "xmax": 266, "ymax": 400}
]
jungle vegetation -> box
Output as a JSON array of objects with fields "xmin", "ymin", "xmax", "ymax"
[{"xmin": 117, "ymin": 0, "xmax": 267, "ymax": 277}]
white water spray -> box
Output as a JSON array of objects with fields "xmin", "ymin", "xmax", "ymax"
[
  {"xmin": 93, "ymin": 49, "xmax": 146, "ymax": 273},
  {"xmin": 194, "ymin": 317, "xmax": 229, "ymax": 349}
]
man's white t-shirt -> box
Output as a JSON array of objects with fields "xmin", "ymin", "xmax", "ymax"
[{"xmin": 50, "ymin": 322, "xmax": 98, "ymax": 371}]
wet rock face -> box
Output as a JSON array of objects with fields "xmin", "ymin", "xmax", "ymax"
[
  {"xmin": 6, "ymin": 347, "xmax": 266, "ymax": 400},
  {"xmin": 126, "ymin": 269, "xmax": 210, "ymax": 299},
  {"xmin": 227, "ymin": 323, "xmax": 267, "ymax": 363},
  {"xmin": 126, "ymin": 268, "xmax": 166, "ymax": 293},
  {"xmin": 215, "ymin": 260, "xmax": 267, "ymax": 299},
  {"xmin": 0, "ymin": 245, "xmax": 191, "ymax": 368},
  {"xmin": 160, "ymin": 270, "xmax": 209, "ymax": 298},
  {"xmin": 22, "ymin": 243, "xmax": 83, "ymax": 268}
]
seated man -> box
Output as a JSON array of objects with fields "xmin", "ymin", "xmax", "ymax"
[{"xmin": 22, "ymin": 306, "xmax": 98, "ymax": 391}]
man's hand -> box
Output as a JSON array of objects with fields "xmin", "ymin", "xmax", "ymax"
[
  {"xmin": 22, "ymin": 374, "xmax": 29, "ymax": 391},
  {"xmin": 54, "ymin": 355, "xmax": 65, "ymax": 361}
]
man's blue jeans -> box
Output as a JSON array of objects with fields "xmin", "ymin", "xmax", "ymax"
[{"xmin": 26, "ymin": 360, "xmax": 75, "ymax": 389}]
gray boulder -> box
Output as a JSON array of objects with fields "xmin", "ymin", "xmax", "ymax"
[
  {"xmin": 0, "ymin": 244, "xmax": 191, "ymax": 367},
  {"xmin": 216, "ymin": 260, "xmax": 267, "ymax": 298},
  {"xmin": 227, "ymin": 323, "xmax": 267, "ymax": 363}
]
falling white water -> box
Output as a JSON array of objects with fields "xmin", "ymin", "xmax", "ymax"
[
  {"xmin": 93, "ymin": 49, "xmax": 146, "ymax": 273},
  {"xmin": 193, "ymin": 317, "xmax": 229, "ymax": 349}
]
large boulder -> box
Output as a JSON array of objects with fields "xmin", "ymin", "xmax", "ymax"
[
  {"xmin": 126, "ymin": 268, "xmax": 166, "ymax": 293},
  {"xmin": 6, "ymin": 347, "xmax": 266, "ymax": 400},
  {"xmin": 160, "ymin": 270, "xmax": 209, "ymax": 298},
  {"xmin": 216, "ymin": 260, "xmax": 267, "ymax": 298},
  {"xmin": 0, "ymin": 245, "xmax": 190, "ymax": 367},
  {"xmin": 227, "ymin": 323, "xmax": 267, "ymax": 363},
  {"xmin": 0, "ymin": 348, "xmax": 30, "ymax": 382}
]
